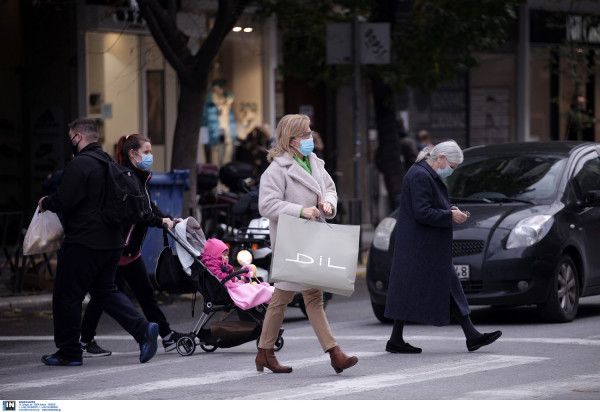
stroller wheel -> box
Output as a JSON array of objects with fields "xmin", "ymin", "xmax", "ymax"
[
  {"xmin": 200, "ymin": 344, "xmax": 218, "ymax": 353},
  {"xmin": 274, "ymin": 336, "xmax": 284, "ymax": 352},
  {"xmin": 255, "ymin": 336, "xmax": 284, "ymax": 351},
  {"xmin": 176, "ymin": 336, "xmax": 196, "ymax": 356}
]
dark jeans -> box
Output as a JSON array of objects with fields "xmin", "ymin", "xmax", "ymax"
[
  {"xmin": 81, "ymin": 256, "xmax": 171, "ymax": 342},
  {"xmin": 52, "ymin": 244, "xmax": 148, "ymax": 360}
]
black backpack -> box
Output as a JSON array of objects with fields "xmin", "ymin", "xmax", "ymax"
[{"xmin": 82, "ymin": 151, "xmax": 152, "ymax": 227}]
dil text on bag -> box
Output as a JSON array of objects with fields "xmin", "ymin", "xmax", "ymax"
[{"xmin": 284, "ymin": 253, "xmax": 346, "ymax": 270}]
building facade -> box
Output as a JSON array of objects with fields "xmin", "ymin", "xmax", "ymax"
[{"xmin": 1, "ymin": 0, "xmax": 599, "ymax": 227}]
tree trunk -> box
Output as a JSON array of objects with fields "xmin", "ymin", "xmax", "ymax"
[
  {"xmin": 369, "ymin": 72, "xmax": 404, "ymax": 210},
  {"xmin": 171, "ymin": 82, "xmax": 207, "ymax": 217}
]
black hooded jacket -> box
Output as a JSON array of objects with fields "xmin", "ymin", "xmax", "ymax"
[
  {"xmin": 120, "ymin": 157, "xmax": 170, "ymax": 260},
  {"xmin": 42, "ymin": 143, "xmax": 123, "ymax": 250}
]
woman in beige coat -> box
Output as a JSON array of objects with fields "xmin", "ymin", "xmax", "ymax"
[{"xmin": 255, "ymin": 114, "xmax": 358, "ymax": 374}]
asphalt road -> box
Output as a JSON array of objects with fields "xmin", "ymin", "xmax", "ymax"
[{"xmin": 1, "ymin": 277, "xmax": 599, "ymax": 403}]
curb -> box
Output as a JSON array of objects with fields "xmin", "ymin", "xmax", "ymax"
[{"xmin": 0, "ymin": 293, "xmax": 53, "ymax": 311}]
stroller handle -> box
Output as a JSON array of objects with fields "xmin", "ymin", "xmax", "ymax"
[
  {"xmin": 221, "ymin": 268, "xmax": 250, "ymax": 284},
  {"xmin": 163, "ymin": 223, "xmax": 201, "ymax": 259}
]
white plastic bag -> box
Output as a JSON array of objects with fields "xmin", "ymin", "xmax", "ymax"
[{"xmin": 23, "ymin": 207, "xmax": 64, "ymax": 256}]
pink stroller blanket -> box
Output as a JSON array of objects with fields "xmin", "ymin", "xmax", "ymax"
[
  {"xmin": 200, "ymin": 253, "xmax": 274, "ymax": 310},
  {"xmin": 224, "ymin": 279, "xmax": 274, "ymax": 310}
]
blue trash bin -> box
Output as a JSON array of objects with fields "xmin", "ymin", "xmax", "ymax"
[{"xmin": 141, "ymin": 169, "xmax": 190, "ymax": 275}]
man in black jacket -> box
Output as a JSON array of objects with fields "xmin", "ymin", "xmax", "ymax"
[{"xmin": 38, "ymin": 118, "xmax": 159, "ymax": 366}]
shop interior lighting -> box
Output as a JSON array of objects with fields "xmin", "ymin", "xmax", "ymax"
[
  {"xmin": 243, "ymin": 27, "xmax": 253, "ymax": 32},
  {"xmin": 232, "ymin": 26, "xmax": 242, "ymax": 32}
]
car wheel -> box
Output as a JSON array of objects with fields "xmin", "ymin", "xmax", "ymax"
[
  {"xmin": 371, "ymin": 301, "xmax": 393, "ymax": 324},
  {"xmin": 537, "ymin": 255, "xmax": 580, "ymax": 323}
]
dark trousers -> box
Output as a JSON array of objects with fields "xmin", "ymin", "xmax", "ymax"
[
  {"xmin": 81, "ymin": 256, "xmax": 171, "ymax": 341},
  {"xmin": 52, "ymin": 244, "xmax": 148, "ymax": 360}
]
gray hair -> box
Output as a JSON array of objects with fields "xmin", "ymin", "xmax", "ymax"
[{"xmin": 416, "ymin": 140, "xmax": 464, "ymax": 164}]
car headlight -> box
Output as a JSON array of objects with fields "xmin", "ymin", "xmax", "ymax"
[
  {"xmin": 237, "ymin": 249, "xmax": 253, "ymax": 265},
  {"xmin": 373, "ymin": 217, "xmax": 397, "ymax": 251},
  {"xmin": 506, "ymin": 215, "xmax": 554, "ymax": 249}
]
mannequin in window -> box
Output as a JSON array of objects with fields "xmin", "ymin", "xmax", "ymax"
[{"xmin": 202, "ymin": 79, "xmax": 236, "ymax": 167}]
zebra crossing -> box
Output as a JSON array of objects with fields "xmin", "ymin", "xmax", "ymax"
[{"xmin": 1, "ymin": 332, "xmax": 598, "ymax": 401}]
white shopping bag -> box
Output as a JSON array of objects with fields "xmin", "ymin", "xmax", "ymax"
[
  {"xmin": 22, "ymin": 207, "xmax": 64, "ymax": 255},
  {"xmin": 270, "ymin": 214, "xmax": 360, "ymax": 296}
]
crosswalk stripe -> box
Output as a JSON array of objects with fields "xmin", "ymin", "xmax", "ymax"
[
  {"xmin": 288, "ymin": 335, "xmax": 600, "ymax": 347},
  {"xmin": 458, "ymin": 373, "xmax": 600, "ymax": 399},
  {"xmin": 232, "ymin": 355, "xmax": 548, "ymax": 400},
  {"xmin": 65, "ymin": 354, "xmax": 546, "ymax": 400},
  {"xmin": 0, "ymin": 355, "xmax": 195, "ymax": 392},
  {"xmin": 66, "ymin": 352, "xmax": 386, "ymax": 400},
  {"xmin": 1, "ymin": 334, "xmax": 599, "ymax": 346}
]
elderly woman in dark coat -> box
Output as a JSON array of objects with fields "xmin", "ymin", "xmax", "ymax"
[{"xmin": 384, "ymin": 140, "xmax": 502, "ymax": 353}]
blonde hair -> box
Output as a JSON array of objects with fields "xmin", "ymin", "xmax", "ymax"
[
  {"xmin": 416, "ymin": 140, "xmax": 464, "ymax": 164},
  {"xmin": 267, "ymin": 114, "xmax": 310, "ymax": 162}
]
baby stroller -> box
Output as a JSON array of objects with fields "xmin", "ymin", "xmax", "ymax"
[{"xmin": 154, "ymin": 218, "xmax": 284, "ymax": 356}]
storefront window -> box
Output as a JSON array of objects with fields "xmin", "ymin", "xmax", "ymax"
[
  {"xmin": 200, "ymin": 25, "xmax": 264, "ymax": 167},
  {"xmin": 86, "ymin": 31, "xmax": 140, "ymax": 155}
]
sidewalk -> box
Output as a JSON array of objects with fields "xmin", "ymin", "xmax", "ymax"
[{"xmin": 0, "ymin": 226, "xmax": 373, "ymax": 312}]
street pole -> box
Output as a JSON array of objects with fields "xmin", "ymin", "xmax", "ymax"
[{"xmin": 352, "ymin": 11, "xmax": 361, "ymax": 201}]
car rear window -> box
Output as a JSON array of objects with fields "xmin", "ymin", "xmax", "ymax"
[{"xmin": 446, "ymin": 153, "xmax": 567, "ymax": 202}]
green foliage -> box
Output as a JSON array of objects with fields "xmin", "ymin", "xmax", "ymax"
[
  {"xmin": 254, "ymin": 0, "xmax": 523, "ymax": 94},
  {"xmin": 394, "ymin": 0, "xmax": 522, "ymax": 94},
  {"xmin": 253, "ymin": 0, "xmax": 363, "ymax": 86}
]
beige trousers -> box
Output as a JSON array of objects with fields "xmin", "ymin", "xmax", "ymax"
[{"xmin": 258, "ymin": 288, "xmax": 337, "ymax": 352}]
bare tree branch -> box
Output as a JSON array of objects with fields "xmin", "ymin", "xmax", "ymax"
[
  {"xmin": 193, "ymin": 0, "xmax": 252, "ymax": 73},
  {"xmin": 137, "ymin": 0, "xmax": 193, "ymax": 81}
]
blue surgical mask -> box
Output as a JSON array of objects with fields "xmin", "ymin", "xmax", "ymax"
[
  {"xmin": 297, "ymin": 138, "xmax": 314, "ymax": 156},
  {"xmin": 135, "ymin": 152, "xmax": 153, "ymax": 170},
  {"xmin": 437, "ymin": 165, "xmax": 453, "ymax": 179},
  {"xmin": 417, "ymin": 142, "xmax": 426, "ymax": 150}
]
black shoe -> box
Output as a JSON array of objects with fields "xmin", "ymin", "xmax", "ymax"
[
  {"xmin": 385, "ymin": 340, "xmax": 422, "ymax": 354},
  {"xmin": 162, "ymin": 331, "xmax": 186, "ymax": 353},
  {"xmin": 41, "ymin": 353, "xmax": 82, "ymax": 366},
  {"xmin": 81, "ymin": 340, "xmax": 112, "ymax": 357},
  {"xmin": 139, "ymin": 322, "xmax": 159, "ymax": 363},
  {"xmin": 466, "ymin": 330, "xmax": 502, "ymax": 352}
]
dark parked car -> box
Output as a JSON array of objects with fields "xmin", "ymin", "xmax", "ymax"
[{"xmin": 367, "ymin": 142, "xmax": 600, "ymax": 323}]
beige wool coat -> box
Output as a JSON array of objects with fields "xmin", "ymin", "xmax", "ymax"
[{"xmin": 259, "ymin": 151, "xmax": 338, "ymax": 291}]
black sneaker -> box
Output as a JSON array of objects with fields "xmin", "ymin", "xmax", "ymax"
[
  {"xmin": 81, "ymin": 340, "xmax": 112, "ymax": 357},
  {"xmin": 162, "ymin": 331, "xmax": 186, "ymax": 352}
]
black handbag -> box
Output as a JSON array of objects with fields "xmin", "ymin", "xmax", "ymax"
[{"xmin": 155, "ymin": 229, "xmax": 196, "ymax": 294}]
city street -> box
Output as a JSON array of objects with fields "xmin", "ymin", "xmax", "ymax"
[{"xmin": 1, "ymin": 277, "xmax": 599, "ymax": 401}]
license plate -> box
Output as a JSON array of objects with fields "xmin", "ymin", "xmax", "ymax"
[{"xmin": 455, "ymin": 264, "xmax": 470, "ymax": 281}]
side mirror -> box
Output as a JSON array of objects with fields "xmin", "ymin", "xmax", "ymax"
[{"xmin": 584, "ymin": 190, "xmax": 600, "ymax": 207}]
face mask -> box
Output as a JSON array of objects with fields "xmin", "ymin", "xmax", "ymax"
[
  {"xmin": 296, "ymin": 138, "xmax": 314, "ymax": 156},
  {"xmin": 417, "ymin": 142, "xmax": 426, "ymax": 150},
  {"xmin": 135, "ymin": 152, "xmax": 153, "ymax": 170},
  {"xmin": 70, "ymin": 134, "xmax": 80, "ymax": 156},
  {"xmin": 436, "ymin": 164, "xmax": 453, "ymax": 179}
]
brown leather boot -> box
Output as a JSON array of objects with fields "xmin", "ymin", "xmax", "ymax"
[
  {"xmin": 327, "ymin": 346, "xmax": 358, "ymax": 374},
  {"xmin": 255, "ymin": 348, "xmax": 293, "ymax": 373}
]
